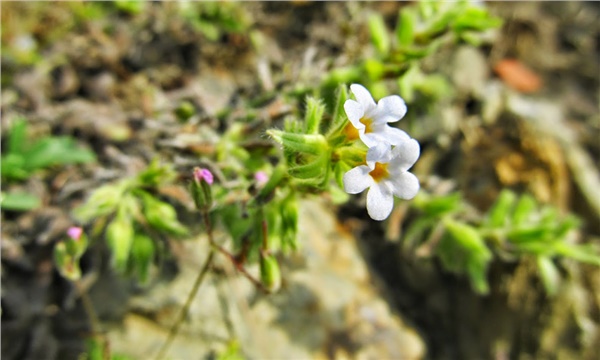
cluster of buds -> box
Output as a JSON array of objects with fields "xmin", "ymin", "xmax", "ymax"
[
  {"xmin": 189, "ymin": 167, "xmax": 283, "ymax": 292},
  {"xmin": 342, "ymin": 84, "xmax": 420, "ymax": 221}
]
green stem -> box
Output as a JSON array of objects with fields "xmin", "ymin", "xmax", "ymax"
[
  {"xmin": 154, "ymin": 210, "xmax": 216, "ymax": 360},
  {"xmin": 74, "ymin": 279, "xmax": 110, "ymax": 360}
]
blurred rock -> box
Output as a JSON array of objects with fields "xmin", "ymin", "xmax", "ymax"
[
  {"xmin": 60, "ymin": 100, "xmax": 132, "ymax": 142},
  {"xmin": 108, "ymin": 199, "xmax": 425, "ymax": 359},
  {"xmin": 452, "ymin": 46, "xmax": 489, "ymax": 98}
]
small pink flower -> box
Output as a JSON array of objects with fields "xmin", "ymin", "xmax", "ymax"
[
  {"xmin": 254, "ymin": 171, "xmax": 268, "ymax": 186},
  {"xmin": 67, "ymin": 227, "xmax": 83, "ymax": 241},
  {"xmin": 194, "ymin": 167, "xmax": 214, "ymax": 185}
]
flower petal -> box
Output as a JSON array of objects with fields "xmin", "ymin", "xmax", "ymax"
[
  {"xmin": 359, "ymin": 132, "xmax": 381, "ymax": 148},
  {"xmin": 366, "ymin": 142, "xmax": 392, "ymax": 166},
  {"xmin": 343, "ymin": 165, "xmax": 373, "ymax": 194},
  {"xmin": 390, "ymin": 138, "xmax": 420, "ymax": 171},
  {"xmin": 372, "ymin": 95, "xmax": 407, "ymax": 124},
  {"xmin": 390, "ymin": 172, "xmax": 420, "ymax": 200},
  {"xmin": 378, "ymin": 125, "xmax": 410, "ymax": 146},
  {"xmin": 344, "ymin": 99, "xmax": 365, "ymax": 128},
  {"xmin": 366, "ymin": 183, "xmax": 394, "ymax": 221},
  {"xmin": 350, "ymin": 84, "xmax": 376, "ymax": 113}
]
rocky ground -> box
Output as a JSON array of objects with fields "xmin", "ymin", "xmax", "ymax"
[{"xmin": 1, "ymin": 2, "xmax": 599, "ymax": 360}]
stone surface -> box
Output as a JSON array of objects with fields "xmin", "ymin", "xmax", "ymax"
[{"xmin": 107, "ymin": 198, "xmax": 425, "ymax": 359}]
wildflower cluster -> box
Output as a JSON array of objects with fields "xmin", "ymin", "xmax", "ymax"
[
  {"xmin": 342, "ymin": 84, "xmax": 420, "ymax": 221},
  {"xmin": 268, "ymin": 83, "xmax": 419, "ymax": 221}
]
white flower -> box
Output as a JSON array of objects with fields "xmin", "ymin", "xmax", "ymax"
[
  {"xmin": 343, "ymin": 140, "xmax": 420, "ymax": 221},
  {"xmin": 344, "ymin": 84, "xmax": 410, "ymax": 147}
]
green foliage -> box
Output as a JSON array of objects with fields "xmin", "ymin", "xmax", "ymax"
[
  {"xmin": 74, "ymin": 160, "xmax": 186, "ymax": 283},
  {"xmin": 440, "ymin": 219, "xmax": 492, "ymax": 294},
  {"xmin": 407, "ymin": 190, "xmax": 600, "ymax": 295},
  {"xmin": 1, "ymin": 118, "xmax": 96, "ymax": 212},
  {"xmin": 84, "ymin": 337, "xmax": 133, "ymax": 360},
  {"xmin": 113, "ymin": 0, "xmax": 146, "ymax": 15},
  {"xmin": 268, "ymin": 85, "xmax": 367, "ymax": 192},
  {"xmin": 216, "ymin": 340, "xmax": 245, "ymax": 360},
  {"xmin": 260, "ymin": 253, "xmax": 282, "ymax": 293},
  {"xmin": 322, "ymin": 0, "xmax": 501, "ymax": 104},
  {"xmin": 178, "ymin": 1, "xmax": 251, "ymax": 41},
  {"xmin": 2, "ymin": 119, "xmax": 96, "ymax": 181},
  {"xmin": 0, "ymin": 191, "xmax": 41, "ymax": 211}
]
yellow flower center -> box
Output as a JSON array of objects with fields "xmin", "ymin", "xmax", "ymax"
[
  {"xmin": 343, "ymin": 117, "xmax": 373, "ymax": 141},
  {"xmin": 360, "ymin": 117, "xmax": 374, "ymax": 133},
  {"xmin": 343, "ymin": 123, "xmax": 360, "ymax": 141},
  {"xmin": 369, "ymin": 162, "xmax": 389, "ymax": 183}
]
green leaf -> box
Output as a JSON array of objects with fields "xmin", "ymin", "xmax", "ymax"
[
  {"xmin": 279, "ymin": 191, "xmax": 298, "ymax": 251},
  {"xmin": 364, "ymin": 59, "xmax": 386, "ymax": 81},
  {"xmin": 288, "ymin": 157, "xmax": 327, "ymax": 180},
  {"xmin": 507, "ymin": 226, "xmax": 552, "ymax": 245},
  {"xmin": 130, "ymin": 234, "xmax": 155, "ymax": 284},
  {"xmin": 218, "ymin": 203, "xmax": 254, "ymax": 249},
  {"xmin": 537, "ymin": 256, "xmax": 561, "ymax": 296},
  {"xmin": 24, "ymin": 137, "xmax": 96, "ymax": 170},
  {"xmin": 136, "ymin": 159, "xmax": 176, "ymax": 187},
  {"xmin": 321, "ymin": 66, "xmax": 363, "ymax": 87},
  {"xmin": 417, "ymin": 4, "xmax": 462, "ymax": 41},
  {"xmin": 114, "ymin": 0, "xmax": 146, "ymax": 14},
  {"xmin": 267, "ymin": 130, "xmax": 328, "ymax": 156},
  {"xmin": 8, "ymin": 119, "xmax": 28, "ymax": 155},
  {"xmin": 1, "ymin": 153, "xmax": 29, "ymax": 180},
  {"xmin": 511, "ymin": 194, "xmax": 537, "ymax": 226},
  {"xmin": 329, "ymin": 84, "xmax": 350, "ymax": 134},
  {"xmin": 554, "ymin": 215, "xmax": 580, "ymax": 240},
  {"xmin": 139, "ymin": 191, "xmax": 188, "ymax": 236},
  {"xmin": 416, "ymin": 192, "xmax": 462, "ymax": 217},
  {"xmin": 216, "ymin": 340, "xmax": 245, "ymax": 360},
  {"xmin": 486, "ymin": 189, "xmax": 516, "ymax": 228},
  {"xmin": 0, "ymin": 191, "xmax": 41, "ymax": 211},
  {"xmin": 106, "ymin": 211, "xmax": 135, "ymax": 273},
  {"xmin": 398, "ymin": 63, "xmax": 420, "ymax": 103},
  {"xmin": 440, "ymin": 219, "xmax": 492, "ymax": 294},
  {"xmin": 255, "ymin": 163, "xmax": 287, "ymax": 205},
  {"xmin": 452, "ymin": 7, "xmax": 502, "ymax": 33},
  {"xmin": 368, "ymin": 13, "xmax": 391, "ymax": 56},
  {"xmin": 333, "ymin": 161, "xmax": 351, "ymax": 190},
  {"xmin": 396, "ymin": 7, "xmax": 416, "ymax": 47},
  {"xmin": 304, "ymin": 97, "xmax": 326, "ymax": 135},
  {"xmin": 74, "ymin": 182, "xmax": 130, "ymax": 222},
  {"xmin": 554, "ymin": 243, "xmax": 600, "ymax": 267}
]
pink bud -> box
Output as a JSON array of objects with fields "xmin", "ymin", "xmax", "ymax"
[
  {"xmin": 254, "ymin": 171, "xmax": 268, "ymax": 186},
  {"xmin": 194, "ymin": 167, "xmax": 214, "ymax": 185},
  {"xmin": 67, "ymin": 227, "xmax": 83, "ymax": 241}
]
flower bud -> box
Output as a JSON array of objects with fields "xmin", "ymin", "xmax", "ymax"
[
  {"xmin": 141, "ymin": 193, "xmax": 188, "ymax": 236},
  {"xmin": 62, "ymin": 226, "xmax": 89, "ymax": 260},
  {"xmin": 191, "ymin": 167, "xmax": 213, "ymax": 210},
  {"xmin": 254, "ymin": 171, "xmax": 269, "ymax": 186},
  {"xmin": 267, "ymin": 130, "xmax": 328, "ymax": 156},
  {"xmin": 194, "ymin": 167, "xmax": 214, "ymax": 185},
  {"xmin": 67, "ymin": 227, "xmax": 83, "ymax": 241},
  {"xmin": 54, "ymin": 242, "xmax": 82, "ymax": 281},
  {"xmin": 106, "ymin": 214, "xmax": 134, "ymax": 273},
  {"xmin": 260, "ymin": 253, "xmax": 281, "ymax": 293}
]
